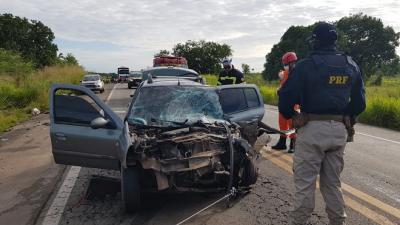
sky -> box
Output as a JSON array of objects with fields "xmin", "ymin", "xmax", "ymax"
[{"xmin": 1, "ymin": 0, "xmax": 400, "ymax": 73}]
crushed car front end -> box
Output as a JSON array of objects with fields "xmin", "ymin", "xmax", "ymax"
[{"xmin": 125, "ymin": 83, "xmax": 260, "ymax": 192}]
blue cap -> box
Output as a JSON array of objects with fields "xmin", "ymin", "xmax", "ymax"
[{"xmin": 312, "ymin": 22, "xmax": 338, "ymax": 42}]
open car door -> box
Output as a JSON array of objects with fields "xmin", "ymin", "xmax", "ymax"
[
  {"xmin": 49, "ymin": 84, "xmax": 128, "ymax": 170},
  {"xmin": 217, "ymin": 84, "xmax": 265, "ymax": 123}
]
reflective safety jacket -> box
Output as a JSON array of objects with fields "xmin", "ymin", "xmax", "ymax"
[{"xmin": 218, "ymin": 67, "xmax": 244, "ymax": 85}]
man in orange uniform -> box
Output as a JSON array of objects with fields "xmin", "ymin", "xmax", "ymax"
[{"xmin": 272, "ymin": 52, "xmax": 299, "ymax": 153}]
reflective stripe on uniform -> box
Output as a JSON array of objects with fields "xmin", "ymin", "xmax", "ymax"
[{"xmin": 219, "ymin": 76, "xmax": 237, "ymax": 83}]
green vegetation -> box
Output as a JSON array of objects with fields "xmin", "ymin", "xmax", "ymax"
[
  {"xmin": 0, "ymin": 49, "xmax": 84, "ymax": 132},
  {"xmin": 263, "ymin": 14, "xmax": 400, "ymax": 80},
  {"xmin": 156, "ymin": 40, "xmax": 232, "ymax": 74},
  {"xmin": 204, "ymin": 74, "xmax": 400, "ymax": 131},
  {"xmin": 359, "ymin": 77, "xmax": 400, "ymax": 130}
]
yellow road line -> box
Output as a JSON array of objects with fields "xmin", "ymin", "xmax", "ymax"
[
  {"xmin": 260, "ymin": 148, "xmax": 397, "ymax": 225},
  {"xmin": 344, "ymin": 196, "xmax": 397, "ymax": 225},
  {"xmin": 264, "ymin": 148, "xmax": 400, "ymax": 220}
]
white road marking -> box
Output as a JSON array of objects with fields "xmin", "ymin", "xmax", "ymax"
[
  {"xmin": 41, "ymin": 166, "xmax": 81, "ymax": 225},
  {"xmin": 265, "ymin": 107, "xmax": 400, "ymax": 145},
  {"xmin": 41, "ymin": 84, "xmax": 118, "ymax": 225},
  {"xmin": 356, "ymin": 132, "xmax": 400, "ymax": 145}
]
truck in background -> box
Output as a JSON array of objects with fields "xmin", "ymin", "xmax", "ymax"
[{"xmin": 117, "ymin": 67, "xmax": 130, "ymax": 82}]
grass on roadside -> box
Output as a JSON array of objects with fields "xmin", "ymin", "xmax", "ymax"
[
  {"xmin": 0, "ymin": 65, "xmax": 85, "ymax": 132},
  {"xmin": 204, "ymin": 73, "xmax": 400, "ymax": 131}
]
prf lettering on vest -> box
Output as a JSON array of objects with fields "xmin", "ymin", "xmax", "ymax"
[{"xmin": 329, "ymin": 75, "xmax": 349, "ymax": 84}]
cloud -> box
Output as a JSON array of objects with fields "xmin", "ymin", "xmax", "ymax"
[{"xmin": 1, "ymin": 0, "xmax": 399, "ymax": 72}]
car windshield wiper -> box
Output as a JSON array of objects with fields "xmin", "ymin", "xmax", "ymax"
[{"xmin": 150, "ymin": 118, "xmax": 189, "ymax": 126}]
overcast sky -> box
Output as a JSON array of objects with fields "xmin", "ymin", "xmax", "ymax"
[{"xmin": 1, "ymin": 0, "xmax": 399, "ymax": 73}]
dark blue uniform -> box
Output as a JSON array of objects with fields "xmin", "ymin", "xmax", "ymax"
[
  {"xmin": 218, "ymin": 67, "xmax": 244, "ymax": 85},
  {"xmin": 278, "ymin": 46, "xmax": 366, "ymax": 119}
]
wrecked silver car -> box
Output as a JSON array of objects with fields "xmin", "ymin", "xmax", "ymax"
[{"xmin": 50, "ymin": 79, "xmax": 269, "ymax": 213}]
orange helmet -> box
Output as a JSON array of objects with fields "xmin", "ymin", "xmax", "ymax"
[{"xmin": 282, "ymin": 52, "xmax": 297, "ymax": 65}]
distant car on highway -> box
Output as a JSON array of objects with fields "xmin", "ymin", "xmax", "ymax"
[
  {"xmin": 49, "ymin": 78, "xmax": 269, "ymax": 213},
  {"xmin": 127, "ymin": 71, "xmax": 142, "ymax": 89},
  {"xmin": 80, "ymin": 74, "xmax": 104, "ymax": 93},
  {"xmin": 141, "ymin": 66, "xmax": 205, "ymax": 84}
]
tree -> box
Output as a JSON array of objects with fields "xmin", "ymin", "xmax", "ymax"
[
  {"xmin": 64, "ymin": 53, "xmax": 78, "ymax": 65},
  {"xmin": 242, "ymin": 63, "xmax": 250, "ymax": 74},
  {"xmin": 56, "ymin": 53, "xmax": 79, "ymax": 66},
  {"xmin": 0, "ymin": 13, "xmax": 58, "ymax": 68},
  {"xmin": 336, "ymin": 13, "xmax": 400, "ymax": 78},
  {"xmin": 154, "ymin": 49, "xmax": 171, "ymax": 57},
  {"xmin": 0, "ymin": 48, "xmax": 34, "ymax": 75},
  {"xmin": 172, "ymin": 40, "xmax": 232, "ymax": 74},
  {"xmin": 263, "ymin": 14, "xmax": 400, "ymax": 80},
  {"xmin": 262, "ymin": 25, "xmax": 315, "ymax": 80}
]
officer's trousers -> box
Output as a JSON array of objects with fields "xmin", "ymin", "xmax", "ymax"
[{"xmin": 291, "ymin": 120, "xmax": 347, "ymax": 225}]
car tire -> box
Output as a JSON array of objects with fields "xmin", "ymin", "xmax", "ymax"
[
  {"xmin": 240, "ymin": 157, "xmax": 258, "ymax": 186},
  {"xmin": 121, "ymin": 166, "xmax": 141, "ymax": 213},
  {"xmin": 100, "ymin": 89, "xmax": 105, "ymax": 93}
]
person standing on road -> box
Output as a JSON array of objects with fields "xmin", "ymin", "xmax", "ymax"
[
  {"xmin": 278, "ymin": 22, "xmax": 366, "ymax": 225},
  {"xmin": 272, "ymin": 52, "xmax": 299, "ymax": 153},
  {"xmin": 217, "ymin": 58, "xmax": 245, "ymax": 85}
]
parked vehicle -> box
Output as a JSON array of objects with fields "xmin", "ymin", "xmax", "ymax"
[
  {"xmin": 118, "ymin": 67, "xmax": 130, "ymax": 83},
  {"xmin": 142, "ymin": 66, "xmax": 205, "ymax": 84},
  {"xmin": 80, "ymin": 74, "xmax": 104, "ymax": 93},
  {"xmin": 127, "ymin": 71, "xmax": 142, "ymax": 89},
  {"xmin": 49, "ymin": 78, "xmax": 269, "ymax": 213}
]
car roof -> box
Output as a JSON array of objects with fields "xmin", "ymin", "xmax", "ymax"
[
  {"xmin": 141, "ymin": 78, "xmax": 206, "ymax": 87},
  {"xmin": 142, "ymin": 66, "xmax": 198, "ymax": 75}
]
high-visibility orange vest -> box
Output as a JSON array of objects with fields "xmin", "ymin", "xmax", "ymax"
[{"xmin": 279, "ymin": 70, "xmax": 300, "ymax": 112}]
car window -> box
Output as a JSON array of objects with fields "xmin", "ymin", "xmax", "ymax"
[
  {"xmin": 244, "ymin": 88, "xmax": 260, "ymax": 108},
  {"xmin": 54, "ymin": 89, "xmax": 104, "ymax": 126},
  {"xmin": 219, "ymin": 88, "xmax": 247, "ymax": 114}
]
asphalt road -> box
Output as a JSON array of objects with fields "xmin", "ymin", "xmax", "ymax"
[{"xmin": 6, "ymin": 82, "xmax": 399, "ymax": 225}]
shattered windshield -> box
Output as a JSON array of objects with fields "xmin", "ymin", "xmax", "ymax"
[{"xmin": 128, "ymin": 86, "xmax": 223, "ymax": 127}]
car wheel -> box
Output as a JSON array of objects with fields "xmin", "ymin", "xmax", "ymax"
[
  {"xmin": 100, "ymin": 89, "xmax": 105, "ymax": 93},
  {"xmin": 121, "ymin": 166, "xmax": 141, "ymax": 213},
  {"xmin": 240, "ymin": 157, "xmax": 258, "ymax": 186}
]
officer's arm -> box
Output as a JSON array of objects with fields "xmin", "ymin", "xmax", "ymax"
[
  {"xmin": 278, "ymin": 67, "xmax": 304, "ymax": 119},
  {"xmin": 345, "ymin": 71, "xmax": 366, "ymax": 116}
]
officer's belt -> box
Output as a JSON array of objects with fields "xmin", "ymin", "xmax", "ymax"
[{"xmin": 307, "ymin": 114, "xmax": 343, "ymax": 123}]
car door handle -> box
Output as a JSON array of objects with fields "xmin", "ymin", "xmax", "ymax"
[{"xmin": 55, "ymin": 132, "xmax": 67, "ymax": 141}]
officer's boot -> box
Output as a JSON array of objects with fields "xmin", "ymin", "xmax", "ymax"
[
  {"xmin": 271, "ymin": 136, "xmax": 287, "ymax": 150},
  {"xmin": 288, "ymin": 138, "xmax": 296, "ymax": 153}
]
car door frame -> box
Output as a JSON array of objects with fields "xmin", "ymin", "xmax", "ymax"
[
  {"xmin": 50, "ymin": 84, "xmax": 129, "ymax": 170},
  {"xmin": 217, "ymin": 84, "xmax": 265, "ymax": 123}
]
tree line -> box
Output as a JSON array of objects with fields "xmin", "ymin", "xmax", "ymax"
[
  {"xmin": 263, "ymin": 14, "xmax": 400, "ymax": 80},
  {"xmin": 0, "ymin": 13, "xmax": 79, "ymax": 70}
]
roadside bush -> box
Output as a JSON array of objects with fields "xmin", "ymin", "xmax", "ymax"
[
  {"xmin": 0, "ymin": 48, "xmax": 34, "ymax": 75},
  {"xmin": 0, "ymin": 64, "xmax": 85, "ymax": 132},
  {"xmin": 359, "ymin": 97, "xmax": 400, "ymax": 130}
]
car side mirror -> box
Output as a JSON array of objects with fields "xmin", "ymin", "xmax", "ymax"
[{"xmin": 90, "ymin": 117, "xmax": 109, "ymax": 129}]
